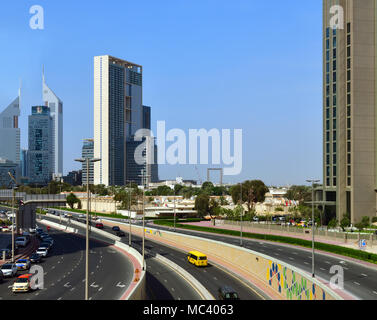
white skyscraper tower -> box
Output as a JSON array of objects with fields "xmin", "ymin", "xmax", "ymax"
[
  {"xmin": 42, "ymin": 70, "xmax": 63, "ymax": 179},
  {"xmin": 0, "ymin": 91, "xmax": 20, "ymax": 164}
]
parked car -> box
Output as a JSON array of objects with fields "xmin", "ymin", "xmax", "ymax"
[
  {"xmin": 218, "ymin": 286, "xmax": 240, "ymax": 300},
  {"xmin": 40, "ymin": 241, "xmax": 53, "ymax": 250},
  {"xmin": 95, "ymin": 223, "xmax": 104, "ymax": 229},
  {"xmin": 0, "ymin": 270, "xmax": 3, "ymax": 283},
  {"xmin": 15, "ymin": 259, "xmax": 31, "ymax": 271},
  {"xmin": 12, "ymin": 274, "xmax": 35, "ymax": 293},
  {"xmin": 1, "ymin": 263, "xmax": 18, "ymax": 277},
  {"xmin": 112, "ymin": 226, "xmax": 120, "ymax": 232},
  {"xmin": 29, "ymin": 253, "xmax": 42, "ymax": 263},
  {"xmin": 36, "ymin": 247, "xmax": 48, "ymax": 257}
]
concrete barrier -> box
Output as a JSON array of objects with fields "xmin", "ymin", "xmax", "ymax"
[{"xmin": 107, "ymin": 220, "xmax": 342, "ymax": 300}]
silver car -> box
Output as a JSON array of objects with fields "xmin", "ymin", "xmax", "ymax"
[
  {"xmin": 1, "ymin": 263, "xmax": 18, "ymax": 277},
  {"xmin": 36, "ymin": 247, "xmax": 49, "ymax": 257}
]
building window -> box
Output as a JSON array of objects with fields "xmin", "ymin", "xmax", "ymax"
[
  {"xmin": 326, "ymin": 167, "xmax": 330, "ymax": 177},
  {"xmin": 326, "ymin": 39, "xmax": 330, "ymax": 49},
  {"xmin": 326, "ymin": 51, "xmax": 330, "ymax": 61},
  {"xmin": 347, "ymin": 106, "xmax": 351, "ymax": 117},
  {"xmin": 333, "ymin": 166, "xmax": 337, "ymax": 176},
  {"xmin": 333, "ymin": 48, "xmax": 336, "ymax": 58},
  {"xmin": 347, "ymin": 23, "xmax": 351, "ymax": 33},
  {"xmin": 333, "ymin": 154, "xmax": 336, "ymax": 164},
  {"xmin": 326, "ymin": 143, "xmax": 330, "ymax": 153},
  {"xmin": 347, "ymin": 177, "xmax": 351, "ymax": 186},
  {"xmin": 333, "ymin": 130, "xmax": 336, "ymax": 140},
  {"xmin": 326, "ymin": 108, "xmax": 330, "ymax": 119},
  {"xmin": 347, "ymin": 166, "xmax": 351, "ymax": 176},
  {"xmin": 347, "ymin": 153, "xmax": 351, "ymax": 164},
  {"xmin": 347, "ymin": 94, "xmax": 351, "ymax": 105},
  {"xmin": 326, "ymin": 85, "xmax": 330, "ymax": 96},
  {"xmin": 347, "ymin": 70, "xmax": 351, "ymax": 81},
  {"xmin": 327, "ymin": 178, "xmax": 330, "ymax": 186},
  {"xmin": 347, "ymin": 142, "xmax": 351, "ymax": 152},
  {"xmin": 326, "ymin": 27, "xmax": 330, "ymax": 38},
  {"xmin": 326, "ymin": 132, "xmax": 330, "ymax": 142},
  {"xmin": 347, "ymin": 47, "xmax": 351, "ymax": 57},
  {"xmin": 333, "ymin": 37, "xmax": 337, "ymax": 47},
  {"xmin": 327, "ymin": 154, "xmax": 330, "ymax": 165},
  {"xmin": 347, "ymin": 82, "xmax": 351, "ymax": 93},
  {"xmin": 347, "ymin": 35, "xmax": 350, "ymax": 46},
  {"xmin": 333, "ymin": 119, "xmax": 336, "ymax": 129},
  {"xmin": 326, "ymin": 74, "xmax": 330, "ymax": 85},
  {"xmin": 333, "ymin": 95, "xmax": 337, "ymax": 106},
  {"xmin": 326, "ymin": 63, "xmax": 330, "ymax": 73},
  {"xmin": 326, "ymin": 120, "xmax": 330, "ymax": 130},
  {"xmin": 333, "ymin": 72, "xmax": 337, "ymax": 82},
  {"xmin": 347, "ymin": 130, "xmax": 351, "ymax": 140},
  {"xmin": 333, "ymin": 142, "xmax": 337, "ymax": 152},
  {"xmin": 326, "ymin": 97, "xmax": 330, "ymax": 107},
  {"xmin": 347, "ymin": 118, "xmax": 351, "ymax": 129},
  {"xmin": 333, "ymin": 60, "xmax": 336, "ymax": 71},
  {"xmin": 333, "ymin": 178, "xmax": 337, "ymax": 186}
]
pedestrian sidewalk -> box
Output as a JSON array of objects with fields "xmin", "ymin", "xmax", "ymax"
[{"xmin": 182, "ymin": 221, "xmax": 377, "ymax": 255}]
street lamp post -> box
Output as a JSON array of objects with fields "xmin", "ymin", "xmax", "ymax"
[
  {"xmin": 139, "ymin": 170, "xmax": 150, "ymax": 271},
  {"xmin": 125, "ymin": 180, "xmax": 133, "ymax": 247},
  {"xmin": 306, "ymin": 179, "xmax": 320, "ymax": 278},
  {"xmin": 174, "ymin": 187, "xmax": 176, "ymax": 232},
  {"xmin": 240, "ymin": 183, "xmax": 243, "ymax": 247},
  {"xmin": 8, "ymin": 172, "xmax": 18, "ymax": 263},
  {"xmin": 75, "ymin": 157, "xmax": 101, "ymax": 300}
]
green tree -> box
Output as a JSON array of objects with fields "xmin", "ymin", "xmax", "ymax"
[
  {"xmin": 66, "ymin": 193, "xmax": 80, "ymax": 209},
  {"xmin": 194, "ymin": 194, "xmax": 210, "ymax": 217},
  {"xmin": 285, "ymin": 185, "xmax": 312, "ymax": 202},
  {"xmin": 327, "ymin": 218, "xmax": 338, "ymax": 230},
  {"xmin": 340, "ymin": 216, "xmax": 351, "ymax": 231}
]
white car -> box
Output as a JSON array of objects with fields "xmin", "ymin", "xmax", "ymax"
[
  {"xmin": 0, "ymin": 263, "xmax": 18, "ymax": 277},
  {"xmin": 36, "ymin": 247, "xmax": 49, "ymax": 257}
]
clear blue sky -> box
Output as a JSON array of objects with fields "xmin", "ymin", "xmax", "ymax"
[{"xmin": 0, "ymin": 0, "xmax": 323, "ymax": 186}]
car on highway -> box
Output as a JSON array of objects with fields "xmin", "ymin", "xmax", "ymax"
[
  {"xmin": 1, "ymin": 263, "xmax": 18, "ymax": 277},
  {"xmin": 12, "ymin": 274, "xmax": 35, "ymax": 293},
  {"xmin": 187, "ymin": 251, "xmax": 208, "ymax": 267},
  {"xmin": 15, "ymin": 236, "xmax": 30, "ymax": 248},
  {"xmin": 29, "ymin": 253, "xmax": 42, "ymax": 263},
  {"xmin": 36, "ymin": 247, "xmax": 48, "ymax": 257},
  {"xmin": 0, "ymin": 248, "xmax": 12, "ymax": 259},
  {"xmin": 95, "ymin": 223, "xmax": 104, "ymax": 229},
  {"xmin": 116, "ymin": 231, "xmax": 126, "ymax": 237},
  {"xmin": 112, "ymin": 226, "xmax": 120, "ymax": 232},
  {"xmin": 15, "ymin": 259, "xmax": 31, "ymax": 271},
  {"xmin": 218, "ymin": 286, "xmax": 240, "ymax": 300},
  {"xmin": 36, "ymin": 228, "xmax": 43, "ymax": 234},
  {"xmin": 40, "ymin": 241, "xmax": 53, "ymax": 250},
  {"xmin": 1, "ymin": 226, "xmax": 9, "ymax": 232}
]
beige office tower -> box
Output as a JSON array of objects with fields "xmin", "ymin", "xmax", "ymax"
[{"xmin": 323, "ymin": 0, "xmax": 377, "ymax": 223}]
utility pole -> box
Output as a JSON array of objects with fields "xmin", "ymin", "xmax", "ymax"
[
  {"xmin": 138, "ymin": 170, "xmax": 150, "ymax": 271},
  {"xmin": 307, "ymin": 179, "xmax": 320, "ymax": 278}
]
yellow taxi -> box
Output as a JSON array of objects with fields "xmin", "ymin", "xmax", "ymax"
[
  {"xmin": 12, "ymin": 274, "xmax": 34, "ymax": 293},
  {"xmin": 187, "ymin": 251, "xmax": 208, "ymax": 267}
]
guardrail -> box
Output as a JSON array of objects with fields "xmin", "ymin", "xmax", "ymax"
[{"xmin": 107, "ymin": 220, "xmax": 343, "ymax": 300}]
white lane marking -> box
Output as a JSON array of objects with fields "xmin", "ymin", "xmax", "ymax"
[
  {"xmin": 320, "ymin": 268, "xmax": 326, "ymax": 271},
  {"xmin": 289, "ymin": 257, "xmax": 294, "ymax": 260},
  {"xmin": 51, "ymin": 266, "xmax": 55, "ymax": 270},
  {"xmin": 293, "ymin": 252, "xmax": 298, "ymax": 255},
  {"xmin": 171, "ymin": 288, "xmax": 175, "ymax": 292},
  {"xmin": 354, "ymin": 282, "xmax": 360, "ymax": 286},
  {"xmin": 57, "ymin": 297, "xmax": 62, "ymax": 300},
  {"xmin": 70, "ymin": 287, "xmax": 75, "ymax": 292},
  {"xmin": 277, "ymin": 249, "xmax": 283, "ymax": 251},
  {"xmin": 164, "ymin": 279, "xmax": 167, "ymax": 283},
  {"xmin": 116, "ymin": 282, "xmax": 126, "ymax": 288},
  {"xmin": 90, "ymin": 282, "xmax": 99, "ymax": 288},
  {"xmin": 98, "ymin": 287, "xmax": 103, "ymax": 292},
  {"xmin": 304, "ymin": 262, "xmax": 309, "ymax": 265},
  {"xmin": 64, "ymin": 282, "xmax": 71, "ymax": 288},
  {"xmin": 373, "ymin": 291, "xmax": 377, "ymax": 295},
  {"xmin": 361, "ymin": 274, "xmax": 368, "ymax": 277}
]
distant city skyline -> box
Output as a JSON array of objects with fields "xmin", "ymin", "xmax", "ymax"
[{"xmin": 0, "ymin": 0, "xmax": 323, "ymax": 186}]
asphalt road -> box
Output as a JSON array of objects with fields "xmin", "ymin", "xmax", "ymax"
[
  {"xmin": 41, "ymin": 215, "xmax": 202, "ymax": 300},
  {"xmin": 140, "ymin": 221, "xmax": 377, "ymax": 300},
  {"xmin": 0, "ymin": 224, "xmax": 134, "ymax": 300},
  {"xmin": 96, "ymin": 219, "xmax": 263, "ymax": 300}
]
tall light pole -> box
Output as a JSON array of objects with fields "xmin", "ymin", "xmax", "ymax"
[
  {"xmin": 139, "ymin": 170, "xmax": 150, "ymax": 271},
  {"xmin": 8, "ymin": 172, "xmax": 17, "ymax": 263},
  {"xmin": 240, "ymin": 183, "xmax": 243, "ymax": 247},
  {"xmin": 75, "ymin": 157, "xmax": 101, "ymax": 300},
  {"xmin": 173, "ymin": 186, "xmax": 176, "ymax": 232},
  {"xmin": 306, "ymin": 179, "xmax": 320, "ymax": 278}
]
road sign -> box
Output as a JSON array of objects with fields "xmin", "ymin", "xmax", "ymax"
[{"xmin": 359, "ymin": 239, "xmax": 367, "ymax": 250}]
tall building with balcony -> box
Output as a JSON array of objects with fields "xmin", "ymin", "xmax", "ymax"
[
  {"xmin": 82, "ymin": 139, "xmax": 94, "ymax": 185},
  {"xmin": 93, "ymin": 55, "xmax": 158, "ymax": 186},
  {"xmin": 0, "ymin": 93, "xmax": 20, "ymax": 164},
  {"xmin": 28, "ymin": 106, "xmax": 53, "ymax": 185},
  {"xmin": 43, "ymin": 71, "xmax": 63, "ymax": 180},
  {"xmin": 322, "ymin": 0, "xmax": 377, "ymax": 223}
]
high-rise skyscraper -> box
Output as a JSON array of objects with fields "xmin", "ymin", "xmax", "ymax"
[
  {"xmin": 82, "ymin": 139, "xmax": 94, "ymax": 185},
  {"xmin": 94, "ymin": 55, "xmax": 158, "ymax": 186},
  {"xmin": 28, "ymin": 106, "xmax": 53, "ymax": 185},
  {"xmin": 322, "ymin": 0, "xmax": 377, "ymax": 223},
  {"xmin": 43, "ymin": 71, "xmax": 63, "ymax": 179},
  {"xmin": 20, "ymin": 149, "xmax": 28, "ymax": 178},
  {"xmin": 0, "ymin": 93, "xmax": 20, "ymax": 164}
]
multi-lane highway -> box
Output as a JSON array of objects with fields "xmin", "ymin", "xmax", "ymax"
[
  {"xmin": 0, "ymin": 224, "xmax": 134, "ymax": 300},
  {"xmin": 43, "ymin": 214, "xmax": 264, "ymax": 300},
  {"xmin": 138, "ymin": 220, "xmax": 377, "ymax": 300}
]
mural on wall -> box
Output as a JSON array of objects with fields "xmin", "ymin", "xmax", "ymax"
[{"xmin": 266, "ymin": 261, "xmax": 327, "ymax": 300}]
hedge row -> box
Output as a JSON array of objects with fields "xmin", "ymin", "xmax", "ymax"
[{"xmin": 153, "ymin": 220, "xmax": 377, "ymax": 264}]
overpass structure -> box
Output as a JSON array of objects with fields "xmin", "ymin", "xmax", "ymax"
[{"xmin": 0, "ymin": 190, "xmax": 66, "ymax": 232}]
